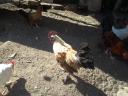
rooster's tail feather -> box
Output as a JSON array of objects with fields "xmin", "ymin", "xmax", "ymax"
[{"xmin": 77, "ymin": 42, "xmax": 94, "ymax": 69}]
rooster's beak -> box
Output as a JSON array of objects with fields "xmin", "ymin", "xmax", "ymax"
[{"xmin": 48, "ymin": 35, "xmax": 54, "ymax": 43}]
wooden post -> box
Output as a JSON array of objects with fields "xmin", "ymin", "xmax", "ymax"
[{"xmin": 114, "ymin": 0, "xmax": 122, "ymax": 11}]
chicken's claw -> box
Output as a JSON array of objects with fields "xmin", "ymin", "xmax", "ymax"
[{"xmin": 35, "ymin": 24, "xmax": 39, "ymax": 28}]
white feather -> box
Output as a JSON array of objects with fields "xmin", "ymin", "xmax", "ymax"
[{"xmin": 53, "ymin": 42, "xmax": 67, "ymax": 53}]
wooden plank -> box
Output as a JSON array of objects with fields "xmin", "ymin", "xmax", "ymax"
[{"xmin": 40, "ymin": 2, "xmax": 63, "ymax": 7}]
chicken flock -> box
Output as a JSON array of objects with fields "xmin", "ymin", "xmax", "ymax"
[
  {"xmin": 0, "ymin": 32, "xmax": 94, "ymax": 95},
  {"xmin": 0, "ymin": 1, "xmax": 128, "ymax": 96}
]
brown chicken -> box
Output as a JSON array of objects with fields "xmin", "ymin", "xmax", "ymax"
[
  {"xmin": 111, "ymin": 41, "xmax": 128, "ymax": 60},
  {"xmin": 28, "ymin": 5, "xmax": 42, "ymax": 27},
  {"xmin": 48, "ymin": 31, "xmax": 94, "ymax": 84},
  {"xmin": 18, "ymin": 5, "xmax": 42, "ymax": 27},
  {"xmin": 103, "ymin": 31, "xmax": 128, "ymax": 60}
]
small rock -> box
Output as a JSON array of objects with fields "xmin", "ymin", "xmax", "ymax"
[
  {"xmin": 113, "ymin": 80, "xmax": 117, "ymax": 85},
  {"xmin": 106, "ymin": 85, "xmax": 113, "ymax": 91},
  {"xmin": 8, "ymin": 53, "xmax": 17, "ymax": 58},
  {"xmin": 35, "ymin": 36, "xmax": 39, "ymax": 40},
  {"xmin": 44, "ymin": 87, "xmax": 50, "ymax": 92},
  {"xmin": 26, "ymin": 60, "xmax": 32, "ymax": 63},
  {"xmin": 32, "ymin": 65, "xmax": 35, "ymax": 67},
  {"xmin": 34, "ymin": 86, "xmax": 38, "ymax": 89}
]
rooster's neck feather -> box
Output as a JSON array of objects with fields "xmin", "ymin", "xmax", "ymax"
[{"xmin": 54, "ymin": 35, "xmax": 72, "ymax": 48}]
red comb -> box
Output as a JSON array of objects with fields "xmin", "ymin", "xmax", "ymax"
[
  {"xmin": 48, "ymin": 31, "xmax": 58, "ymax": 37},
  {"xmin": 7, "ymin": 60, "xmax": 16, "ymax": 65},
  {"xmin": 48, "ymin": 31, "xmax": 58, "ymax": 43}
]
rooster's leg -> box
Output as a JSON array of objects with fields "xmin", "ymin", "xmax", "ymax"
[
  {"xmin": 1, "ymin": 90, "xmax": 7, "ymax": 96},
  {"xmin": 35, "ymin": 24, "xmax": 39, "ymax": 28},
  {"xmin": 5, "ymin": 80, "xmax": 14, "ymax": 88},
  {"xmin": 62, "ymin": 73, "xmax": 72, "ymax": 84},
  {"xmin": 105, "ymin": 48, "xmax": 114, "ymax": 60},
  {"xmin": 2, "ymin": 80, "xmax": 16, "ymax": 95},
  {"xmin": 0, "ymin": 93, "xmax": 3, "ymax": 96},
  {"xmin": 2, "ymin": 89, "xmax": 8, "ymax": 96},
  {"xmin": 2, "ymin": 81, "xmax": 13, "ymax": 95}
]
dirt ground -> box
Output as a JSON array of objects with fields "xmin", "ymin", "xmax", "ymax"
[{"xmin": 0, "ymin": 3, "xmax": 128, "ymax": 96}]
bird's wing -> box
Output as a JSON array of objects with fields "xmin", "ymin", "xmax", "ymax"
[
  {"xmin": 65, "ymin": 49, "xmax": 80, "ymax": 70},
  {"xmin": 56, "ymin": 52, "xmax": 78, "ymax": 73}
]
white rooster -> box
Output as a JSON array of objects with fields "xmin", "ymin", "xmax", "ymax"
[{"xmin": 48, "ymin": 31, "xmax": 94, "ymax": 84}]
